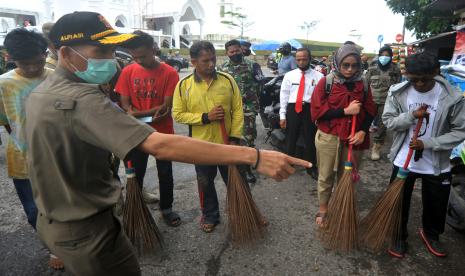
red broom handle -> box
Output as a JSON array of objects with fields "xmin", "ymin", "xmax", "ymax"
[
  {"xmin": 347, "ymin": 115, "xmax": 357, "ymax": 162},
  {"xmin": 220, "ymin": 119, "xmax": 230, "ymax": 144},
  {"xmin": 402, "ymin": 116, "xmax": 424, "ymax": 170}
]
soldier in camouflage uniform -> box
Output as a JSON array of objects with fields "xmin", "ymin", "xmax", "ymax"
[
  {"xmin": 366, "ymin": 45, "xmax": 401, "ymax": 160},
  {"xmin": 220, "ymin": 39, "xmax": 261, "ymax": 183}
]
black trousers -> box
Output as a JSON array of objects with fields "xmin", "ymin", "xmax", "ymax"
[
  {"xmin": 390, "ymin": 166, "xmax": 452, "ymax": 241},
  {"xmin": 130, "ymin": 149, "xmax": 174, "ymax": 211},
  {"xmin": 194, "ymin": 165, "xmax": 228, "ymax": 225},
  {"xmin": 285, "ymin": 103, "xmax": 317, "ymax": 165}
]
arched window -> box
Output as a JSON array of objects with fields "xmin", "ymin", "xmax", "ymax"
[{"xmin": 115, "ymin": 15, "xmax": 127, "ymax": 28}]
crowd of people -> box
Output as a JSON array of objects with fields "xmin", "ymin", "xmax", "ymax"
[{"xmin": 1, "ymin": 10, "xmax": 464, "ymax": 275}]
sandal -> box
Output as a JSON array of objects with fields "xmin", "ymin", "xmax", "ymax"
[
  {"xmin": 201, "ymin": 222, "xmax": 217, "ymax": 233},
  {"xmin": 48, "ymin": 254, "xmax": 64, "ymax": 270},
  {"xmin": 315, "ymin": 212, "xmax": 327, "ymax": 227},
  {"xmin": 162, "ymin": 211, "xmax": 181, "ymax": 227}
]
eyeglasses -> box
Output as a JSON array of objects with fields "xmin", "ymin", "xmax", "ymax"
[
  {"xmin": 341, "ymin": 63, "xmax": 360, "ymax": 70},
  {"xmin": 408, "ymin": 77, "xmax": 434, "ymax": 84}
]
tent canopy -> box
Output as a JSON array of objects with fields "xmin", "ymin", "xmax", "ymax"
[{"xmin": 252, "ymin": 39, "xmax": 303, "ymax": 52}]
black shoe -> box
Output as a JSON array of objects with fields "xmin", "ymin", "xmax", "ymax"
[
  {"xmin": 307, "ymin": 167, "xmax": 318, "ymax": 180},
  {"xmin": 246, "ymin": 171, "xmax": 257, "ymax": 184},
  {"xmin": 419, "ymin": 229, "xmax": 447, "ymax": 257},
  {"xmin": 387, "ymin": 239, "xmax": 408, "ymax": 258}
]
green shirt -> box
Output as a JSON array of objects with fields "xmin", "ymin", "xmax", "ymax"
[{"xmin": 25, "ymin": 67, "xmax": 154, "ymax": 222}]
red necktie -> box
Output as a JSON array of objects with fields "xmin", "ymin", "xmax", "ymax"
[{"xmin": 295, "ymin": 71, "xmax": 305, "ymax": 113}]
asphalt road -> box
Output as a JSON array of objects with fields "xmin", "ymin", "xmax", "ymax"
[{"xmin": 1, "ymin": 67, "xmax": 464, "ymax": 275}]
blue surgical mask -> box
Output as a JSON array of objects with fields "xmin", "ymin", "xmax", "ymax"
[
  {"xmin": 378, "ymin": 56, "xmax": 391, "ymax": 66},
  {"xmin": 69, "ymin": 47, "xmax": 117, "ymax": 84}
]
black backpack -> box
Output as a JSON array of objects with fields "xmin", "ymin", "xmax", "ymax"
[{"xmin": 324, "ymin": 73, "xmax": 369, "ymax": 101}]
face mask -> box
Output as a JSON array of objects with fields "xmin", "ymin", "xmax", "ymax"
[
  {"xmin": 243, "ymin": 49, "xmax": 251, "ymax": 57},
  {"xmin": 378, "ymin": 56, "xmax": 391, "ymax": 66},
  {"xmin": 69, "ymin": 47, "xmax": 117, "ymax": 84},
  {"xmin": 229, "ymin": 53, "xmax": 243, "ymax": 63}
]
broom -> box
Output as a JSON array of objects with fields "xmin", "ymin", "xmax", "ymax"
[
  {"xmin": 360, "ymin": 113, "xmax": 425, "ymax": 252},
  {"xmin": 220, "ymin": 120, "xmax": 266, "ymax": 245},
  {"xmin": 122, "ymin": 160, "xmax": 163, "ymax": 254},
  {"xmin": 319, "ymin": 115, "xmax": 359, "ymax": 252}
]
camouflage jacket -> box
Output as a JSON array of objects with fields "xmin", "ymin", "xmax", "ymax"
[
  {"xmin": 219, "ymin": 58, "xmax": 260, "ymax": 114},
  {"xmin": 366, "ymin": 62, "xmax": 401, "ymax": 104}
]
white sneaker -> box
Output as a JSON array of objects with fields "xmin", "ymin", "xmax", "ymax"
[{"xmin": 142, "ymin": 189, "xmax": 159, "ymax": 204}]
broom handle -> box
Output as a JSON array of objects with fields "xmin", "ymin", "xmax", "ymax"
[
  {"xmin": 402, "ymin": 116, "xmax": 424, "ymax": 170},
  {"xmin": 347, "ymin": 115, "xmax": 357, "ymax": 162},
  {"xmin": 220, "ymin": 119, "xmax": 230, "ymax": 144}
]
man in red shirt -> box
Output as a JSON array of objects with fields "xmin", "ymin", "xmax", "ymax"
[{"xmin": 115, "ymin": 30, "xmax": 181, "ymax": 226}]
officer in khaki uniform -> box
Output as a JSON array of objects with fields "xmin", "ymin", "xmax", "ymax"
[
  {"xmin": 366, "ymin": 45, "xmax": 401, "ymax": 160},
  {"xmin": 25, "ymin": 12, "xmax": 311, "ymax": 276}
]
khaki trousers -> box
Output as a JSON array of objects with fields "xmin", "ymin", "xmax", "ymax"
[
  {"xmin": 315, "ymin": 130, "xmax": 363, "ymax": 205},
  {"xmin": 37, "ymin": 208, "xmax": 140, "ymax": 276}
]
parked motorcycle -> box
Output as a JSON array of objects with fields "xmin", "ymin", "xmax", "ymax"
[
  {"xmin": 259, "ymin": 75, "xmax": 306, "ymax": 154},
  {"xmin": 447, "ymin": 152, "xmax": 465, "ymax": 233}
]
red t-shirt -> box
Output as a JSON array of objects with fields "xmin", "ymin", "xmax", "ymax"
[{"xmin": 115, "ymin": 62, "xmax": 179, "ymax": 134}]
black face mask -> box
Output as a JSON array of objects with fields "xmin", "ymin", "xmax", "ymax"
[
  {"xmin": 281, "ymin": 49, "xmax": 291, "ymax": 55},
  {"xmin": 229, "ymin": 53, "xmax": 243, "ymax": 63},
  {"xmin": 243, "ymin": 49, "xmax": 251, "ymax": 57},
  {"xmin": 298, "ymin": 64, "xmax": 310, "ymax": 71}
]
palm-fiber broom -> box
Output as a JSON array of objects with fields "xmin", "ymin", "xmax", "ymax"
[
  {"xmin": 123, "ymin": 160, "xmax": 163, "ymax": 254},
  {"xmin": 360, "ymin": 113, "xmax": 425, "ymax": 252},
  {"xmin": 319, "ymin": 115, "xmax": 359, "ymax": 252},
  {"xmin": 220, "ymin": 120, "xmax": 266, "ymax": 245}
]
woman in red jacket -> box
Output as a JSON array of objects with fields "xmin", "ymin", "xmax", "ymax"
[{"xmin": 311, "ymin": 43, "xmax": 376, "ymax": 225}]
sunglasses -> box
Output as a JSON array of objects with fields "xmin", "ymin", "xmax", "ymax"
[
  {"xmin": 341, "ymin": 62, "xmax": 360, "ymax": 70},
  {"xmin": 408, "ymin": 77, "xmax": 434, "ymax": 84}
]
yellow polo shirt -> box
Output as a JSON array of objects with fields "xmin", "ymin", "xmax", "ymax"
[{"xmin": 173, "ymin": 71, "xmax": 243, "ymax": 144}]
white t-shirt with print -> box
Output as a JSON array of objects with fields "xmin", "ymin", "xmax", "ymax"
[{"xmin": 393, "ymin": 82, "xmax": 448, "ymax": 174}]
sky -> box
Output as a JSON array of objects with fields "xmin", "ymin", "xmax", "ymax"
[{"xmin": 215, "ymin": 0, "xmax": 415, "ymax": 53}]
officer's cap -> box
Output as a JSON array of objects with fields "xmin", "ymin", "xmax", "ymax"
[{"xmin": 49, "ymin": 11, "xmax": 136, "ymax": 48}]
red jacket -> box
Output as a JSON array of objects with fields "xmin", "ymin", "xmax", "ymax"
[{"xmin": 311, "ymin": 77, "xmax": 377, "ymax": 150}]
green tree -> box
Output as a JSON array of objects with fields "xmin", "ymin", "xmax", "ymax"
[
  {"xmin": 385, "ymin": 0, "xmax": 458, "ymax": 39},
  {"xmin": 220, "ymin": 9, "xmax": 254, "ymax": 39}
]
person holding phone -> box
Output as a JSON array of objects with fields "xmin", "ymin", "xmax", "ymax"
[{"xmin": 115, "ymin": 30, "xmax": 181, "ymax": 227}]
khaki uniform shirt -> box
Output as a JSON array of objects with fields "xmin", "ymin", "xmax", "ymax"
[
  {"xmin": 366, "ymin": 63, "xmax": 401, "ymax": 104},
  {"xmin": 25, "ymin": 67, "xmax": 154, "ymax": 222}
]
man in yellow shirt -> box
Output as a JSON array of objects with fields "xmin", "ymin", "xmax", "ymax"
[{"xmin": 173, "ymin": 41, "xmax": 244, "ymax": 233}]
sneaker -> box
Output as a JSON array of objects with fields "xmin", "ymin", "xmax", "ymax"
[
  {"xmin": 387, "ymin": 239, "xmax": 408, "ymax": 258},
  {"xmin": 142, "ymin": 189, "xmax": 159, "ymax": 204},
  {"xmin": 370, "ymin": 143, "xmax": 382, "ymax": 161},
  {"xmin": 419, "ymin": 229, "xmax": 447, "ymax": 257}
]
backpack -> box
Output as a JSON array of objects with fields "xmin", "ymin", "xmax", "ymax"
[{"xmin": 324, "ymin": 73, "xmax": 369, "ymax": 101}]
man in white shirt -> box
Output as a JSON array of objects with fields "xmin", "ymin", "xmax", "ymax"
[{"xmin": 280, "ymin": 48, "xmax": 324, "ymax": 179}]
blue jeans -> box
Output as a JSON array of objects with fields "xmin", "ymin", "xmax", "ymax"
[
  {"xmin": 194, "ymin": 165, "xmax": 228, "ymax": 225},
  {"xmin": 13, "ymin": 178, "xmax": 38, "ymax": 229}
]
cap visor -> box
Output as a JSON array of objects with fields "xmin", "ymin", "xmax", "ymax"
[{"xmin": 97, "ymin": 33, "xmax": 137, "ymax": 45}]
